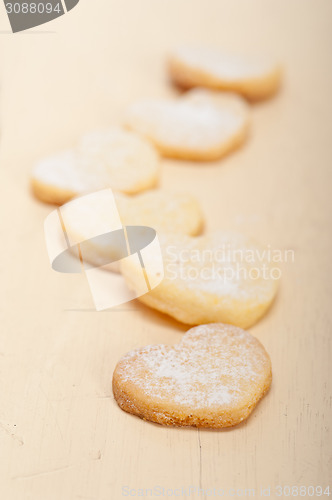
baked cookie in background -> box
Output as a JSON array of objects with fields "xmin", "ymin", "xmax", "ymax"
[
  {"xmin": 31, "ymin": 128, "xmax": 160, "ymax": 205},
  {"xmin": 120, "ymin": 231, "xmax": 279, "ymax": 328},
  {"xmin": 113, "ymin": 323, "xmax": 272, "ymax": 428},
  {"xmin": 169, "ymin": 47, "xmax": 282, "ymax": 101},
  {"xmin": 124, "ymin": 88, "xmax": 249, "ymax": 161},
  {"xmin": 114, "ymin": 190, "xmax": 203, "ymax": 237},
  {"xmin": 64, "ymin": 189, "xmax": 204, "ymax": 271}
]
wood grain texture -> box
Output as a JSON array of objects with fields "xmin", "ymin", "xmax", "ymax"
[{"xmin": 0, "ymin": 1, "xmax": 331, "ymax": 499}]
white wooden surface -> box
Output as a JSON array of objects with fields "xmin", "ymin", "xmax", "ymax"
[{"xmin": 0, "ymin": 1, "xmax": 331, "ymax": 499}]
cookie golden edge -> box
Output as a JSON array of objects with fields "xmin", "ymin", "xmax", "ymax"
[
  {"xmin": 168, "ymin": 56, "xmax": 282, "ymax": 101},
  {"xmin": 132, "ymin": 288, "xmax": 277, "ymax": 329},
  {"xmin": 133, "ymin": 120, "xmax": 249, "ymax": 162},
  {"xmin": 186, "ymin": 206, "xmax": 204, "ymax": 236},
  {"xmin": 120, "ymin": 256, "xmax": 279, "ymax": 329},
  {"xmin": 112, "ymin": 326, "xmax": 272, "ymax": 428},
  {"xmin": 112, "ymin": 375, "xmax": 272, "ymax": 428},
  {"xmin": 31, "ymin": 171, "xmax": 159, "ymax": 205},
  {"xmin": 30, "ymin": 177, "xmax": 76, "ymax": 205}
]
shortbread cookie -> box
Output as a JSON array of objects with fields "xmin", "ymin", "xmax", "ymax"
[
  {"xmin": 64, "ymin": 189, "xmax": 204, "ymax": 271},
  {"xmin": 113, "ymin": 323, "xmax": 272, "ymax": 428},
  {"xmin": 169, "ymin": 47, "xmax": 281, "ymax": 100},
  {"xmin": 31, "ymin": 128, "xmax": 160, "ymax": 205},
  {"xmin": 124, "ymin": 88, "xmax": 249, "ymax": 161},
  {"xmin": 120, "ymin": 232, "xmax": 279, "ymax": 328}
]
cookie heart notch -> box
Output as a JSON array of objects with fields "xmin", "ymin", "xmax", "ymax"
[
  {"xmin": 113, "ymin": 323, "xmax": 272, "ymax": 428},
  {"xmin": 31, "ymin": 127, "xmax": 160, "ymax": 205},
  {"xmin": 124, "ymin": 88, "xmax": 249, "ymax": 161}
]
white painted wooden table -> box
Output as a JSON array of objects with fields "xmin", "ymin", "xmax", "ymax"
[{"xmin": 0, "ymin": 1, "xmax": 331, "ymax": 498}]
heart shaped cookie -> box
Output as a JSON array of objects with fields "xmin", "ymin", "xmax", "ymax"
[
  {"xmin": 169, "ymin": 47, "xmax": 282, "ymax": 100},
  {"xmin": 124, "ymin": 88, "xmax": 249, "ymax": 161},
  {"xmin": 113, "ymin": 323, "xmax": 272, "ymax": 428},
  {"xmin": 120, "ymin": 232, "xmax": 279, "ymax": 328},
  {"xmin": 31, "ymin": 128, "xmax": 160, "ymax": 205},
  {"xmin": 64, "ymin": 189, "xmax": 204, "ymax": 271}
]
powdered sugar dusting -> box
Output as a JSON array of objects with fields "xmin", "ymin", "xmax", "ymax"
[
  {"xmin": 125, "ymin": 89, "xmax": 248, "ymax": 152},
  {"xmin": 159, "ymin": 232, "xmax": 278, "ymax": 302},
  {"xmin": 32, "ymin": 127, "xmax": 159, "ymax": 194},
  {"xmin": 117, "ymin": 324, "xmax": 270, "ymax": 409}
]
